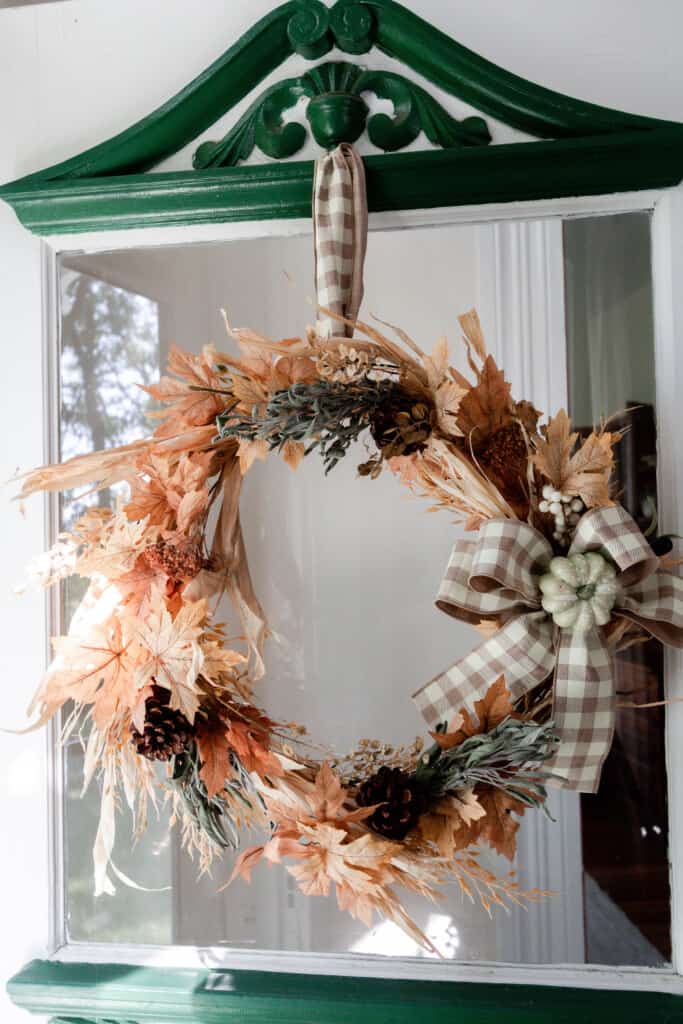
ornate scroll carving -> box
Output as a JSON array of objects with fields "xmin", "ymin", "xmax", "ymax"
[
  {"xmin": 287, "ymin": 0, "xmax": 375, "ymax": 58},
  {"xmin": 193, "ymin": 60, "xmax": 490, "ymax": 168}
]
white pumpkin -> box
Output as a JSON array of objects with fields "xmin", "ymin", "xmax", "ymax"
[{"xmin": 539, "ymin": 551, "xmax": 618, "ymax": 632}]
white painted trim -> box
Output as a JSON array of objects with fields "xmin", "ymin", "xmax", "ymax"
[
  {"xmin": 50, "ymin": 939, "xmax": 681, "ymax": 993},
  {"xmin": 44, "ymin": 190, "xmax": 662, "ymax": 258},
  {"xmin": 652, "ymin": 186, "xmax": 683, "ymax": 976},
  {"xmin": 476, "ymin": 217, "xmax": 584, "ymax": 966},
  {"xmin": 41, "ymin": 241, "xmax": 67, "ymax": 956}
]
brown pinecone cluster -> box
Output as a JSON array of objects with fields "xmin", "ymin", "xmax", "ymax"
[
  {"xmin": 369, "ymin": 398, "xmax": 435, "ymax": 460},
  {"xmin": 130, "ymin": 685, "xmax": 195, "ymax": 762},
  {"xmin": 356, "ymin": 766, "xmax": 425, "ymax": 840}
]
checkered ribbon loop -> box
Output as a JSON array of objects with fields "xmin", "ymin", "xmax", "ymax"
[
  {"xmin": 313, "ymin": 143, "xmax": 368, "ymax": 338},
  {"xmin": 413, "ymin": 507, "xmax": 683, "ymax": 793}
]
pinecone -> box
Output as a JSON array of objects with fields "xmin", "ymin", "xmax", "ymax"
[
  {"xmin": 369, "ymin": 397, "xmax": 434, "ymax": 459},
  {"xmin": 130, "ymin": 685, "xmax": 194, "ymax": 762},
  {"xmin": 356, "ymin": 766, "xmax": 424, "ymax": 840}
]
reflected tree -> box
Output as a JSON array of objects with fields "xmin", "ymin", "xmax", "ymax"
[{"xmin": 60, "ymin": 270, "xmax": 159, "ymax": 526}]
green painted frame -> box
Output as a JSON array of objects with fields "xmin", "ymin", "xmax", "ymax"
[
  {"xmin": 8, "ymin": 959, "xmax": 683, "ymax": 1024},
  {"xmin": 2, "ymin": 0, "xmax": 683, "ymax": 234}
]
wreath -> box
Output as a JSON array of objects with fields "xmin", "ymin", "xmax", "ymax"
[{"xmin": 19, "ymin": 302, "xmax": 683, "ymax": 951}]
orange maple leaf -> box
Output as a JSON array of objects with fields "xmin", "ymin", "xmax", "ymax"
[
  {"xmin": 226, "ymin": 708, "xmax": 283, "ymax": 779},
  {"xmin": 125, "ymin": 452, "xmax": 213, "ymax": 533},
  {"xmin": 419, "ymin": 790, "xmax": 485, "ymax": 858},
  {"xmin": 431, "ymin": 676, "xmax": 516, "ymax": 749},
  {"xmin": 143, "ymin": 344, "xmax": 227, "ymax": 439},
  {"xmin": 306, "ymin": 762, "xmax": 348, "ymax": 820},
  {"xmin": 196, "ymin": 719, "xmax": 233, "ymax": 798},
  {"xmin": 468, "ymin": 786, "xmax": 527, "ymax": 861},
  {"xmin": 125, "ymin": 465, "xmax": 173, "ymax": 527},
  {"xmin": 227, "ymin": 844, "xmax": 265, "ymax": 884},
  {"xmin": 531, "ymin": 410, "xmax": 618, "ymax": 509},
  {"xmin": 133, "ymin": 587, "xmax": 206, "ymax": 722},
  {"xmin": 40, "ymin": 613, "xmax": 138, "ymax": 731}
]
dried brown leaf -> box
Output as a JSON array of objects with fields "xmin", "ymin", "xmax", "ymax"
[
  {"xmin": 469, "ymin": 786, "xmax": 527, "ymax": 861},
  {"xmin": 562, "ymin": 430, "xmax": 617, "ymax": 508},
  {"xmin": 196, "ymin": 719, "xmax": 232, "ymax": 798},
  {"xmin": 456, "ymin": 355, "xmax": 513, "ymax": 445},
  {"xmin": 531, "ymin": 410, "xmax": 617, "ymax": 508},
  {"xmin": 307, "ymin": 762, "xmax": 348, "ymax": 820},
  {"xmin": 439, "ymin": 676, "xmax": 516, "ymax": 747},
  {"xmin": 226, "ymin": 708, "xmax": 283, "ymax": 779},
  {"xmin": 282, "ymin": 439, "xmax": 305, "ymax": 470},
  {"xmin": 458, "ymin": 309, "xmax": 488, "ymax": 363}
]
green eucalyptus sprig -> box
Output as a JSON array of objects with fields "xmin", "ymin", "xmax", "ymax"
[
  {"xmin": 413, "ymin": 716, "xmax": 559, "ymax": 812},
  {"xmin": 216, "ymin": 377, "xmax": 419, "ymax": 474},
  {"xmin": 170, "ymin": 742, "xmax": 256, "ymax": 851}
]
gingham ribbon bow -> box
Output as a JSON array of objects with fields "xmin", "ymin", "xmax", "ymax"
[
  {"xmin": 313, "ymin": 143, "xmax": 367, "ymax": 338},
  {"xmin": 413, "ymin": 506, "xmax": 683, "ymax": 792}
]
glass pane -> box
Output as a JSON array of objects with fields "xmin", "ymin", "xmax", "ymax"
[
  {"xmin": 564, "ymin": 212, "xmax": 670, "ymax": 966},
  {"xmin": 55, "ymin": 216, "xmax": 671, "ymax": 968}
]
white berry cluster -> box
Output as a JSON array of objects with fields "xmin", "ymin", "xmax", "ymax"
[{"xmin": 538, "ymin": 484, "xmax": 585, "ymax": 545}]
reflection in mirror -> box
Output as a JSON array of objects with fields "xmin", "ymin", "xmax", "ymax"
[
  {"xmin": 564, "ymin": 213, "xmax": 669, "ymax": 966},
  {"xmin": 59, "ymin": 272, "xmax": 174, "ymax": 943},
  {"xmin": 56, "ymin": 212, "xmax": 669, "ymax": 968}
]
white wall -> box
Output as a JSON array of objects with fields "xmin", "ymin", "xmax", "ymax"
[{"xmin": 1, "ymin": 1, "xmax": 683, "ymax": 1020}]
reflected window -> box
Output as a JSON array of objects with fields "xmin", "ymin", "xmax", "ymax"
[{"xmin": 564, "ymin": 212, "xmax": 669, "ymax": 966}]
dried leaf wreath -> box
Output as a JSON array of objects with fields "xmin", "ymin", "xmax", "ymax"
[{"xmin": 17, "ymin": 307, "xmax": 683, "ymax": 951}]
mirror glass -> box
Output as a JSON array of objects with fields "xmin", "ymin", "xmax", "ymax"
[
  {"xmin": 55, "ymin": 211, "xmax": 669, "ymax": 967},
  {"xmin": 564, "ymin": 213, "xmax": 669, "ymax": 966}
]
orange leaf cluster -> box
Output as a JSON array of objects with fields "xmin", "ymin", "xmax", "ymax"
[
  {"xmin": 143, "ymin": 344, "xmax": 228, "ymax": 438},
  {"xmin": 228, "ymin": 763, "xmax": 439, "ymax": 951},
  {"xmin": 125, "ymin": 451, "xmax": 215, "ymax": 534}
]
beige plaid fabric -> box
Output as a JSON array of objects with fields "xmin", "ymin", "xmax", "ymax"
[
  {"xmin": 313, "ymin": 143, "xmax": 367, "ymax": 338},
  {"xmin": 414, "ymin": 506, "xmax": 683, "ymax": 793}
]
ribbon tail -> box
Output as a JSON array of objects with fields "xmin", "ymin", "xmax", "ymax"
[
  {"xmin": 547, "ymin": 626, "xmax": 614, "ymax": 794},
  {"xmin": 208, "ymin": 452, "xmax": 268, "ymax": 680},
  {"xmin": 313, "ymin": 143, "xmax": 368, "ymax": 339},
  {"xmin": 413, "ymin": 612, "xmax": 555, "ymax": 727}
]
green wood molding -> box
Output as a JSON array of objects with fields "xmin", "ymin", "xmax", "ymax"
[
  {"xmin": 8, "ymin": 959, "xmax": 683, "ymax": 1023},
  {"xmin": 192, "ymin": 61, "xmax": 491, "ymax": 167},
  {"xmin": 2, "ymin": 0, "xmax": 683, "ymax": 234},
  {"xmin": 4, "ymin": 128, "xmax": 683, "ymax": 237}
]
